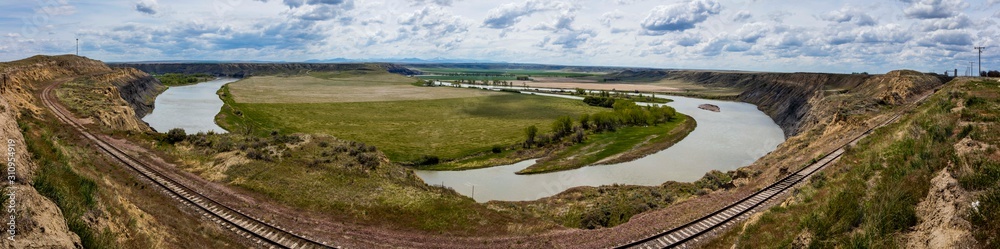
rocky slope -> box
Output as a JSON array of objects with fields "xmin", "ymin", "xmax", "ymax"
[{"xmin": 112, "ymin": 62, "xmax": 420, "ymax": 77}]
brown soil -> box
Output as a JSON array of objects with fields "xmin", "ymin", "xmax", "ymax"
[{"xmin": 904, "ymin": 169, "xmax": 976, "ymax": 248}]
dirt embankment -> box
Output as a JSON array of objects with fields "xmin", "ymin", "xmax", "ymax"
[
  {"xmin": 113, "ymin": 62, "xmax": 420, "ymax": 77},
  {"xmin": 0, "ymin": 56, "xmax": 105, "ymax": 248}
]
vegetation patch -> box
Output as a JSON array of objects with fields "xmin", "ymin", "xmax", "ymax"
[
  {"xmin": 518, "ymin": 100, "xmax": 692, "ymax": 174},
  {"xmin": 19, "ymin": 115, "xmax": 114, "ymax": 248},
  {"xmin": 154, "ymin": 73, "xmax": 215, "ymax": 86},
  {"xmin": 166, "ymin": 131, "xmax": 547, "ymax": 234},
  {"xmin": 496, "ymin": 170, "xmax": 740, "ymax": 229}
]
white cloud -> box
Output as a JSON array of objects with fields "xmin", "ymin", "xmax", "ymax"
[
  {"xmin": 39, "ymin": 1, "xmax": 76, "ymax": 16},
  {"xmin": 3, "ymin": 0, "xmax": 999, "ymax": 73},
  {"xmin": 821, "ymin": 8, "xmax": 876, "ymax": 26},
  {"xmin": 600, "ymin": 10, "xmax": 624, "ymax": 27},
  {"xmin": 482, "ymin": 0, "xmax": 573, "ymax": 29},
  {"xmin": 919, "ymin": 14, "xmax": 972, "ymax": 31},
  {"xmin": 409, "ymin": 0, "xmax": 453, "ymax": 6},
  {"xmin": 901, "ymin": 0, "xmax": 967, "ymax": 19},
  {"xmin": 641, "ymin": 0, "xmax": 722, "ymax": 34},
  {"xmin": 732, "ymin": 10, "xmax": 752, "ymax": 22}
]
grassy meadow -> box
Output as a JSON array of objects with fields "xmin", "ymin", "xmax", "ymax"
[{"xmin": 221, "ymin": 88, "xmax": 607, "ymax": 164}]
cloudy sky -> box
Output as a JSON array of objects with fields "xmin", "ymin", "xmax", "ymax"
[{"xmin": 1, "ymin": 0, "xmax": 998, "ymax": 73}]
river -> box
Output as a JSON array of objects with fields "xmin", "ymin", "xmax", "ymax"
[
  {"xmin": 414, "ymin": 83, "xmax": 785, "ymax": 202},
  {"xmin": 145, "ymin": 79, "xmax": 785, "ymax": 202},
  {"xmin": 143, "ymin": 78, "xmax": 239, "ymax": 134}
]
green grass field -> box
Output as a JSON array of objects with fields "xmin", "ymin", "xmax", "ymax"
[{"xmin": 220, "ymin": 89, "xmax": 607, "ymax": 164}]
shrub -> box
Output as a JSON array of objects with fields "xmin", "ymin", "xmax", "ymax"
[
  {"xmin": 491, "ymin": 145, "xmax": 503, "ymax": 154},
  {"xmin": 572, "ymin": 129, "xmax": 585, "ymax": 144},
  {"xmin": 417, "ymin": 155, "xmax": 440, "ymax": 166},
  {"xmin": 524, "ymin": 125, "xmax": 538, "ymax": 147},
  {"xmin": 165, "ymin": 128, "xmax": 186, "ymax": 144},
  {"xmin": 551, "ymin": 116, "xmax": 573, "ymax": 138}
]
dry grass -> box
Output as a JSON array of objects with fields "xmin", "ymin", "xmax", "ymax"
[
  {"xmin": 513, "ymin": 80, "xmax": 684, "ymax": 93},
  {"xmin": 652, "ymin": 79, "xmax": 743, "ymax": 97},
  {"xmin": 229, "ymin": 75, "xmax": 500, "ymax": 103}
]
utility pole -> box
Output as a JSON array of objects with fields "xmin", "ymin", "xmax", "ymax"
[
  {"xmin": 76, "ymin": 38, "xmax": 79, "ymax": 56},
  {"xmin": 971, "ymin": 62, "xmax": 975, "ymax": 76},
  {"xmin": 975, "ymin": 46, "xmax": 986, "ymax": 77}
]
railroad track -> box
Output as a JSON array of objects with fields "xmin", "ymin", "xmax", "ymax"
[
  {"xmin": 40, "ymin": 78, "xmax": 334, "ymax": 249},
  {"xmin": 616, "ymin": 89, "xmax": 937, "ymax": 249}
]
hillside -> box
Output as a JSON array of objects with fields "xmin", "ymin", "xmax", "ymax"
[
  {"xmin": 707, "ymin": 77, "xmax": 997, "ymax": 248},
  {"xmin": 1, "ymin": 55, "xmax": 239, "ymax": 248}
]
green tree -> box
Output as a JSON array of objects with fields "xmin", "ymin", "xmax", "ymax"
[
  {"xmin": 552, "ymin": 116, "xmax": 573, "ymax": 138},
  {"xmin": 579, "ymin": 113, "xmax": 591, "ymax": 130}
]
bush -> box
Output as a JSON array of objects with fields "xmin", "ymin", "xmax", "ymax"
[
  {"xmin": 524, "ymin": 125, "xmax": 538, "ymax": 147},
  {"xmin": 551, "ymin": 116, "xmax": 573, "ymax": 138},
  {"xmin": 165, "ymin": 128, "xmax": 186, "ymax": 144},
  {"xmin": 417, "ymin": 155, "xmax": 440, "ymax": 166},
  {"xmin": 583, "ymin": 96, "xmax": 616, "ymax": 108},
  {"xmin": 491, "ymin": 145, "xmax": 503, "ymax": 154}
]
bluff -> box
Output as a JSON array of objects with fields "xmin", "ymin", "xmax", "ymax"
[
  {"xmin": 0, "ymin": 55, "xmax": 165, "ymax": 131},
  {"xmin": 111, "ymin": 62, "xmax": 420, "ymax": 77}
]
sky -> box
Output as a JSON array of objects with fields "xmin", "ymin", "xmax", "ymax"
[{"xmin": 1, "ymin": 0, "xmax": 999, "ymax": 73}]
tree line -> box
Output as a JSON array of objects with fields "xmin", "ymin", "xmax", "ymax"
[{"xmin": 524, "ymin": 99, "xmax": 677, "ymax": 148}]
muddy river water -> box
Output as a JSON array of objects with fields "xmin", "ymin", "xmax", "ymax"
[
  {"xmin": 414, "ymin": 91, "xmax": 785, "ymax": 202},
  {"xmin": 145, "ymin": 80, "xmax": 785, "ymax": 202},
  {"xmin": 143, "ymin": 78, "xmax": 239, "ymax": 134}
]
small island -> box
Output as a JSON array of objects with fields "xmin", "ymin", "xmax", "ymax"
[{"xmin": 699, "ymin": 104, "xmax": 721, "ymax": 112}]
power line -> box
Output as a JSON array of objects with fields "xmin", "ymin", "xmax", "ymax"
[{"xmin": 975, "ymin": 46, "xmax": 986, "ymax": 77}]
